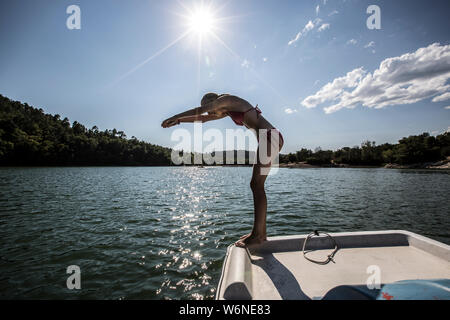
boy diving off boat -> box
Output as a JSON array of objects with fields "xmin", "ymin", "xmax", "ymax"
[{"xmin": 162, "ymin": 93, "xmax": 284, "ymax": 247}]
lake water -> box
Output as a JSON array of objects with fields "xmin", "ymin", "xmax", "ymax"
[{"xmin": 0, "ymin": 167, "xmax": 449, "ymax": 299}]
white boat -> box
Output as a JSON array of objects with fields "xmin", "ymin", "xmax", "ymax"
[{"xmin": 216, "ymin": 230, "xmax": 450, "ymax": 300}]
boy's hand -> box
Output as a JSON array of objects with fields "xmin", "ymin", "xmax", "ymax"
[{"xmin": 161, "ymin": 117, "xmax": 179, "ymax": 128}]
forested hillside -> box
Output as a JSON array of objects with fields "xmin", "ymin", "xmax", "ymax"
[
  {"xmin": 280, "ymin": 132, "xmax": 450, "ymax": 166},
  {"xmin": 0, "ymin": 95, "xmax": 172, "ymax": 166}
]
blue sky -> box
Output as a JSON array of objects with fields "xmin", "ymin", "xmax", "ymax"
[{"xmin": 0, "ymin": 0, "xmax": 449, "ymax": 153}]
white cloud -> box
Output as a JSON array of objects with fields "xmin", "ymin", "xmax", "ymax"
[
  {"xmin": 445, "ymin": 106, "xmax": 450, "ymax": 109},
  {"xmin": 316, "ymin": 5, "xmax": 320, "ymax": 15},
  {"xmin": 302, "ymin": 68, "xmax": 366, "ymax": 108},
  {"xmin": 364, "ymin": 41, "xmax": 375, "ymax": 48},
  {"xmin": 288, "ymin": 33, "xmax": 302, "ymax": 46},
  {"xmin": 304, "ymin": 20, "xmax": 314, "ymax": 31},
  {"xmin": 318, "ymin": 23, "xmax": 330, "ymax": 32},
  {"xmin": 432, "ymin": 92, "xmax": 450, "ymax": 102},
  {"xmin": 262, "ymin": 57, "xmax": 268, "ymax": 62},
  {"xmin": 301, "ymin": 43, "xmax": 450, "ymax": 113},
  {"xmin": 241, "ymin": 59, "xmax": 250, "ymax": 68},
  {"xmin": 347, "ymin": 39, "xmax": 357, "ymax": 45},
  {"xmin": 285, "ymin": 108, "xmax": 298, "ymax": 114},
  {"xmin": 288, "ymin": 19, "xmax": 322, "ymax": 45},
  {"xmin": 328, "ymin": 10, "xmax": 339, "ymax": 16}
]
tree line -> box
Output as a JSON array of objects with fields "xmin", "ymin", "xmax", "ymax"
[
  {"xmin": 0, "ymin": 95, "xmax": 172, "ymax": 166},
  {"xmin": 279, "ymin": 133, "xmax": 450, "ymax": 166},
  {"xmin": 1, "ymin": 94, "xmax": 449, "ymax": 167}
]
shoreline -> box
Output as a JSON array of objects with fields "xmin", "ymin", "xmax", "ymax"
[
  {"xmin": 279, "ymin": 157, "xmax": 450, "ymax": 170},
  {"xmin": 1, "ymin": 163, "xmax": 449, "ymax": 170},
  {"xmin": 1, "ymin": 157, "xmax": 449, "ymax": 170},
  {"xmin": 278, "ymin": 162, "xmax": 380, "ymax": 169}
]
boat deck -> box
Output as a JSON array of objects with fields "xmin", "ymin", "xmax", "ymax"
[{"xmin": 216, "ymin": 231, "xmax": 450, "ymax": 300}]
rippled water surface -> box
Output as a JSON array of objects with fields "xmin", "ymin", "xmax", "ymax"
[{"xmin": 0, "ymin": 167, "xmax": 449, "ymax": 299}]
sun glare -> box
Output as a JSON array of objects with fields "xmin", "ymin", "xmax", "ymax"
[{"xmin": 188, "ymin": 7, "xmax": 215, "ymax": 35}]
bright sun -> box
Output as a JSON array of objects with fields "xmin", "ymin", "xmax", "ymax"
[{"xmin": 188, "ymin": 7, "xmax": 215, "ymax": 35}]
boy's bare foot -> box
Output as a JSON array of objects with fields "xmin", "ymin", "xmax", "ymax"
[
  {"xmin": 239, "ymin": 233, "xmax": 251, "ymax": 240},
  {"xmin": 235, "ymin": 234, "xmax": 266, "ymax": 247}
]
